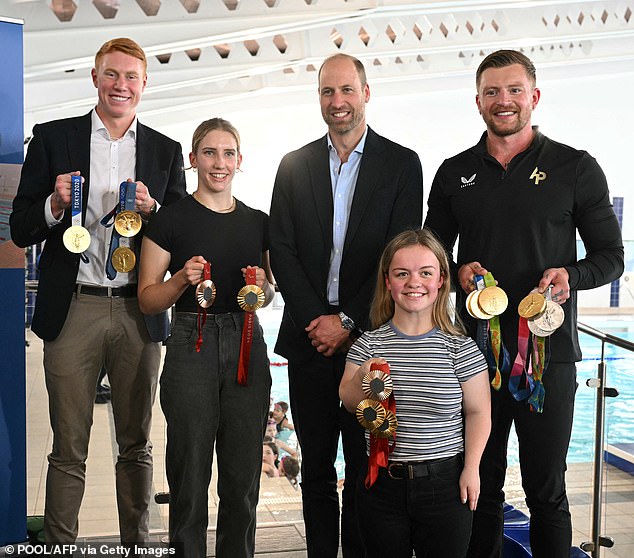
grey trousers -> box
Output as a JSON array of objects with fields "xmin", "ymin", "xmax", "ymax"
[
  {"xmin": 161, "ymin": 312, "xmax": 271, "ymax": 558},
  {"xmin": 42, "ymin": 292, "xmax": 160, "ymax": 543}
]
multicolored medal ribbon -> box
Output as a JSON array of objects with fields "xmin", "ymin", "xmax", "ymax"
[
  {"xmin": 354, "ymin": 362, "xmax": 397, "ymax": 488},
  {"xmin": 511, "ymin": 287, "xmax": 564, "ymax": 413},
  {"xmin": 195, "ymin": 262, "xmax": 216, "ymax": 353},
  {"xmin": 101, "ymin": 181, "xmax": 140, "ymax": 280},
  {"xmin": 236, "ymin": 267, "xmax": 265, "ymax": 386},
  {"xmin": 467, "ymin": 273, "xmax": 510, "ymax": 390},
  {"xmin": 62, "ymin": 175, "xmax": 90, "ymax": 263}
]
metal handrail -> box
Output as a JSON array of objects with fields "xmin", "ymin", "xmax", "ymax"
[{"xmin": 577, "ymin": 321, "xmax": 634, "ymax": 557}]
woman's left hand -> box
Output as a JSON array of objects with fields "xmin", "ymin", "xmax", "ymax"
[{"xmin": 459, "ymin": 466, "xmax": 480, "ymax": 511}]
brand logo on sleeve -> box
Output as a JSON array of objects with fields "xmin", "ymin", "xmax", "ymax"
[
  {"xmin": 530, "ymin": 167, "xmax": 547, "ymax": 185},
  {"xmin": 460, "ymin": 173, "xmax": 477, "ymax": 188}
]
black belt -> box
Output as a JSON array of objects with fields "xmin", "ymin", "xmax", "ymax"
[
  {"xmin": 76, "ymin": 284, "xmax": 137, "ymax": 298},
  {"xmin": 385, "ymin": 454, "xmax": 462, "ymax": 480}
]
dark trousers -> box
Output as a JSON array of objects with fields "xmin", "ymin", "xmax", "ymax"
[
  {"xmin": 161, "ymin": 313, "xmax": 271, "ymax": 558},
  {"xmin": 357, "ymin": 455, "xmax": 472, "ymax": 558},
  {"xmin": 467, "ymin": 362, "xmax": 577, "ymax": 558},
  {"xmin": 288, "ymin": 354, "xmax": 367, "ymax": 558}
]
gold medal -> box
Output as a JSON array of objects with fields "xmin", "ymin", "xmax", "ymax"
[
  {"xmin": 355, "ymin": 399, "xmax": 386, "ymax": 431},
  {"xmin": 530, "ymin": 300, "xmax": 564, "ymax": 334},
  {"xmin": 477, "ymin": 285, "xmax": 508, "ymax": 316},
  {"xmin": 237, "ymin": 284, "xmax": 265, "ymax": 312},
  {"xmin": 362, "ymin": 368, "xmax": 393, "ymax": 401},
  {"xmin": 196, "ymin": 280, "xmax": 216, "ymax": 308},
  {"xmin": 112, "ymin": 246, "xmax": 136, "ymax": 272},
  {"xmin": 466, "ymin": 290, "xmax": 493, "ymax": 320},
  {"xmin": 518, "ymin": 291, "xmax": 547, "ymax": 319},
  {"xmin": 114, "ymin": 210, "xmax": 142, "ymax": 238},
  {"xmin": 372, "ymin": 409, "xmax": 398, "ymax": 438},
  {"xmin": 63, "ymin": 225, "xmax": 91, "ymax": 254}
]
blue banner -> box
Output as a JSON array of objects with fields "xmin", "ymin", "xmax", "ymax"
[{"xmin": 0, "ymin": 16, "xmax": 27, "ymax": 547}]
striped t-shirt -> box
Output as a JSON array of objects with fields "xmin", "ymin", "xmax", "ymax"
[{"xmin": 346, "ymin": 321, "xmax": 487, "ymax": 461}]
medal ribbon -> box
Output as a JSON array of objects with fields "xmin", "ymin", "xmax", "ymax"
[
  {"xmin": 195, "ymin": 262, "xmax": 211, "ymax": 353},
  {"xmin": 482, "ymin": 273, "xmax": 510, "ymax": 390},
  {"xmin": 103, "ymin": 182, "xmax": 136, "ymax": 280},
  {"xmin": 528, "ymin": 330, "xmax": 547, "ymax": 413},
  {"xmin": 237, "ymin": 267, "xmax": 258, "ymax": 386},
  {"xmin": 508, "ymin": 317, "xmax": 535, "ymax": 401},
  {"xmin": 70, "ymin": 176, "xmax": 89, "ymax": 263},
  {"xmin": 365, "ymin": 362, "xmax": 396, "ymax": 489}
]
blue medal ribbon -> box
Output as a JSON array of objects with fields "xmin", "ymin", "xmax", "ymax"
[{"xmin": 104, "ymin": 181, "xmax": 137, "ymax": 280}]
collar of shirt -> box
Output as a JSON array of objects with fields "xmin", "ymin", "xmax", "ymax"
[{"xmin": 91, "ymin": 108, "xmax": 137, "ymax": 142}]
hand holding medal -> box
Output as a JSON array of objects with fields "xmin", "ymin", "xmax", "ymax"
[
  {"xmin": 518, "ymin": 286, "xmax": 564, "ymax": 337},
  {"xmin": 466, "ymin": 272, "xmax": 509, "ymax": 391},
  {"xmin": 62, "ymin": 175, "xmax": 91, "ymax": 256},
  {"xmin": 355, "ymin": 360, "xmax": 397, "ymax": 488},
  {"xmin": 195, "ymin": 261, "xmax": 215, "ymax": 353}
]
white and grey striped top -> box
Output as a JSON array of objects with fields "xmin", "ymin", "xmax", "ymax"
[{"xmin": 347, "ymin": 322, "xmax": 487, "ymax": 461}]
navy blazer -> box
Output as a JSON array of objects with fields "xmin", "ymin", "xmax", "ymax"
[
  {"xmin": 10, "ymin": 112, "xmax": 187, "ymax": 342},
  {"xmin": 269, "ymin": 127, "xmax": 423, "ymax": 363}
]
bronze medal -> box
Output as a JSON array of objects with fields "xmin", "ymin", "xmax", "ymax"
[
  {"xmin": 63, "ymin": 225, "xmax": 91, "ymax": 254},
  {"xmin": 518, "ymin": 291, "xmax": 547, "ymax": 319},
  {"xmin": 111, "ymin": 246, "xmax": 136, "ymax": 272},
  {"xmin": 362, "ymin": 368, "xmax": 393, "ymax": 401},
  {"xmin": 477, "ymin": 285, "xmax": 508, "ymax": 316},
  {"xmin": 196, "ymin": 279, "xmax": 216, "ymax": 308},
  {"xmin": 355, "ymin": 399, "xmax": 387, "ymax": 431},
  {"xmin": 237, "ymin": 284, "xmax": 265, "ymax": 312},
  {"xmin": 114, "ymin": 210, "xmax": 142, "ymax": 238},
  {"xmin": 372, "ymin": 409, "xmax": 398, "ymax": 438}
]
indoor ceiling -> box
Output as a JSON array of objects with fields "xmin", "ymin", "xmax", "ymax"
[{"xmin": 3, "ymin": 0, "xmax": 634, "ymax": 130}]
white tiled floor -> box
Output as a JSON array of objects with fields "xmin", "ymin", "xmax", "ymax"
[{"xmin": 23, "ymin": 328, "xmax": 634, "ymax": 557}]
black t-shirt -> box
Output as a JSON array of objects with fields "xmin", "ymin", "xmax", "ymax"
[{"xmin": 145, "ymin": 195, "xmax": 269, "ymax": 313}]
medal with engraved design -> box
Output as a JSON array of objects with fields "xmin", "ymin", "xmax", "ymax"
[
  {"xmin": 529, "ymin": 300, "xmax": 564, "ymax": 336},
  {"xmin": 518, "ymin": 291, "xmax": 547, "ymax": 319},
  {"xmin": 477, "ymin": 285, "xmax": 508, "ymax": 316},
  {"xmin": 64, "ymin": 175, "xmax": 91, "ymax": 254},
  {"xmin": 356, "ymin": 399, "xmax": 386, "ymax": 431},
  {"xmin": 362, "ymin": 367, "xmax": 393, "ymax": 401},
  {"xmin": 237, "ymin": 285, "xmax": 265, "ymax": 312},
  {"xmin": 196, "ymin": 263, "xmax": 216, "ymax": 309},
  {"xmin": 114, "ymin": 209, "xmax": 142, "ymax": 238},
  {"xmin": 373, "ymin": 409, "xmax": 398, "ymax": 438},
  {"xmin": 466, "ymin": 290, "xmax": 493, "ymax": 320},
  {"xmin": 111, "ymin": 246, "xmax": 136, "ymax": 273},
  {"xmin": 63, "ymin": 225, "xmax": 91, "ymax": 254}
]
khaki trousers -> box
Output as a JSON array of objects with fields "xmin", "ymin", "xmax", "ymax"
[{"xmin": 42, "ymin": 291, "xmax": 160, "ymax": 543}]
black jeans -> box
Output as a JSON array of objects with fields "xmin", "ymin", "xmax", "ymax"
[
  {"xmin": 288, "ymin": 354, "xmax": 367, "ymax": 558},
  {"xmin": 467, "ymin": 362, "xmax": 577, "ymax": 558},
  {"xmin": 357, "ymin": 454, "xmax": 472, "ymax": 557},
  {"xmin": 161, "ymin": 312, "xmax": 271, "ymax": 558}
]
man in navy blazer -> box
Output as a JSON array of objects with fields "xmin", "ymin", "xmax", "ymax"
[
  {"xmin": 10, "ymin": 38, "xmax": 186, "ymax": 543},
  {"xmin": 269, "ymin": 53, "xmax": 423, "ymax": 557}
]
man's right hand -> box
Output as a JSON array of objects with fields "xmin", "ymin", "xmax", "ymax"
[
  {"xmin": 51, "ymin": 171, "xmax": 80, "ymax": 219},
  {"xmin": 458, "ymin": 261, "xmax": 489, "ymax": 294}
]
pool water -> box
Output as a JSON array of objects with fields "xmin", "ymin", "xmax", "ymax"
[{"xmin": 263, "ymin": 312, "xmax": 634, "ymax": 475}]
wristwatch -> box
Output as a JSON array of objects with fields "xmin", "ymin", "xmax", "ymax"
[{"xmin": 338, "ymin": 312, "xmax": 355, "ymax": 331}]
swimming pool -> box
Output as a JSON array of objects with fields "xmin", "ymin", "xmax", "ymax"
[{"xmin": 263, "ymin": 311, "xmax": 634, "ymax": 474}]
